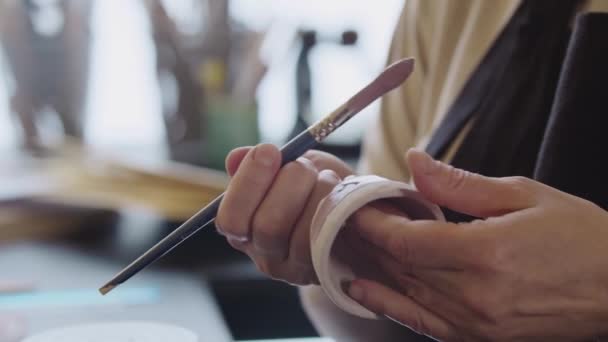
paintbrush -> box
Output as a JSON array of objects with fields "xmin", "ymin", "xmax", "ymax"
[{"xmin": 100, "ymin": 57, "xmax": 415, "ymax": 295}]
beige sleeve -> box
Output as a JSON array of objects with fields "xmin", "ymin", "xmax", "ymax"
[
  {"xmin": 358, "ymin": 0, "xmax": 519, "ymax": 180},
  {"xmin": 357, "ymin": 0, "xmax": 429, "ymax": 181},
  {"xmin": 583, "ymin": 0, "xmax": 608, "ymax": 12}
]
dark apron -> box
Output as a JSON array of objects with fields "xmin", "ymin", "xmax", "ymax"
[{"xmin": 425, "ymin": 0, "xmax": 608, "ymax": 222}]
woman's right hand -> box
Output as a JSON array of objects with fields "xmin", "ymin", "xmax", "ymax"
[{"xmin": 216, "ymin": 144, "xmax": 353, "ymax": 285}]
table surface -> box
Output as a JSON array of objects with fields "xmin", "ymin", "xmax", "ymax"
[{"xmin": 0, "ymin": 242, "xmax": 232, "ymax": 341}]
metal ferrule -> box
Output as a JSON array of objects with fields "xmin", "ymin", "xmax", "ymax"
[{"xmin": 307, "ymin": 103, "xmax": 354, "ymax": 142}]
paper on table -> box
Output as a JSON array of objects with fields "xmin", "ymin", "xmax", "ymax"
[
  {"xmin": 1, "ymin": 142, "xmax": 229, "ymax": 241},
  {"xmin": 42, "ymin": 153, "xmax": 227, "ymax": 221}
]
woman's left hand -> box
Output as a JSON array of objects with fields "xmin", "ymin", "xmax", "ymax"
[{"xmin": 347, "ymin": 149, "xmax": 608, "ymax": 341}]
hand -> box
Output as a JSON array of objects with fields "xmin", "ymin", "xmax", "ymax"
[
  {"xmin": 347, "ymin": 149, "xmax": 608, "ymax": 341},
  {"xmin": 216, "ymin": 144, "xmax": 353, "ymax": 285}
]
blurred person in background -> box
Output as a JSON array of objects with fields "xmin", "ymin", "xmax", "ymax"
[
  {"xmin": 0, "ymin": 0, "xmax": 92, "ymax": 150},
  {"xmin": 144, "ymin": 0, "xmax": 210, "ymax": 165},
  {"xmin": 216, "ymin": 0, "xmax": 608, "ymax": 340},
  {"xmin": 142, "ymin": 0, "xmax": 260, "ymax": 166}
]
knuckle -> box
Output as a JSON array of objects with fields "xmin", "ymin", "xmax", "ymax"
[
  {"xmin": 502, "ymin": 176, "xmax": 536, "ymax": 196},
  {"xmin": 282, "ymin": 158, "xmax": 317, "ymax": 178},
  {"xmin": 302, "ymin": 150, "xmax": 320, "ymax": 159},
  {"xmin": 252, "ymin": 210, "xmax": 285, "ymax": 237},
  {"xmin": 298, "ymin": 156, "xmax": 319, "ymax": 172},
  {"xmin": 302, "ymin": 150, "xmax": 327, "ymax": 169},
  {"xmin": 504, "ymin": 175, "xmax": 533, "ymax": 187},
  {"xmin": 302, "ymin": 150, "xmax": 353, "ymax": 177},
  {"xmin": 317, "ymin": 169, "xmax": 340, "ymax": 185}
]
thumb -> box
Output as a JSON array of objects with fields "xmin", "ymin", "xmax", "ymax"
[{"xmin": 406, "ymin": 149, "xmax": 537, "ymax": 218}]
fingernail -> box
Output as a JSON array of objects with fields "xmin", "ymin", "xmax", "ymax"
[
  {"xmin": 253, "ymin": 144, "xmax": 276, "ymax": 167},
  {"xmin": 216, "ymin": 227, "xmax": 249, "ymax": 243},
  {"xmin": 348, "ymin": 281, "xmax": 364, "ymax": 301},
  {"xmin": 227, "ymin": 236, "xmax": 249, "ymax": 250},
  {"xmin": 226, "ymin": 233, "xmax": 249, "ymax": 243},
  {"xmin": 296, "ymin": 156, "xmax": 312, "ymax": 166}
]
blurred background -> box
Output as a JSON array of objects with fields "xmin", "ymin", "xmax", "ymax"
[{"xmin": 0, "ymin": 0, "xmax": 404, "ymax": 340}]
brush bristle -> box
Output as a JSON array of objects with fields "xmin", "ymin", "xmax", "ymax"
[
  {"xmin": 379, "ymin": 58, "xmax": 415, "ymax": 91},
  {"xmin": 99, "ymin": 284, "xmax": 115, "ymax": 296},
  {"xmin": 346, "ymin": 57, "xmax": 414, "ymax": 113}
]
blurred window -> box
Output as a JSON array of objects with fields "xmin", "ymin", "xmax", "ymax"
[
  {"xmin": 0, "ymin": 0, "xmax": 405, "ymax": 152},
  {"xmin": 0, "ymin": 52, "xmax": 17, "ymax": 149},
  {"xmin": 84, "ymin": 0, "xmax": 167, "ymax": 153},
  {"xmin": 232, "ymin": 0, "xmax": 406, "ymax": 144}
]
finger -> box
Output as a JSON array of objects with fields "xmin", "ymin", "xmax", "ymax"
[
  {"xmin": 253, "ymin": 258, "xmax": 317, "ymax": 286},
  {"xmin": 369, "ymin": 198, "xmax": 411, "ymax": 218},
  {"xmin": 366, "ymin": 247, "xmax": 481, "ymax": 322},
  {"xmin": 287, "ymin": 169, "xmax": 341, "ymax": 281},
  {"xmin": 345, "ymin": 227, "xmax": 489, "ymax": 332},
  {"xmin": 225, "ymin": 146, "xmax": 252, "ymax": 177},
  {"xmin": 350, "ymin": 205, "xmax": 475, "ymax": 270},
  {"xmin": 225, "ymin": 235, "xmax": 250, "ymax": 253},
  {"xmin": 251, "ymin": 157, "xmax": 318, "ymax": 259},
  {"xmin": 228, "ymin": 240, "xmax": 314, "ymax": 286},
  {"xmin": 303, "ymin": 150, "xmax": 353, "ymax": 178},
  {"xmin": 338, "ymin": 227, "xmax": 401, "ymax": 288},
  {"xmin": 348, "ymin": 279, "xmax": 456, "ymax": 340},
  {"xmin": 384, "ymin": 272, "xmax": 483, "ymax": 335},
  {"xmin": 217, "ymin": 143, "xmax": 281, "ymax": 240},
  {"xmin": 406, "ymin": 149, "xmax": 538, "ymax": 218},
  {"xmin": 346, "ymin": 229, "xmax": 412, "ymax": 280},
  {"xmin": 346, "ymin": 229, "xmax": 469, "ymax": 299}
]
